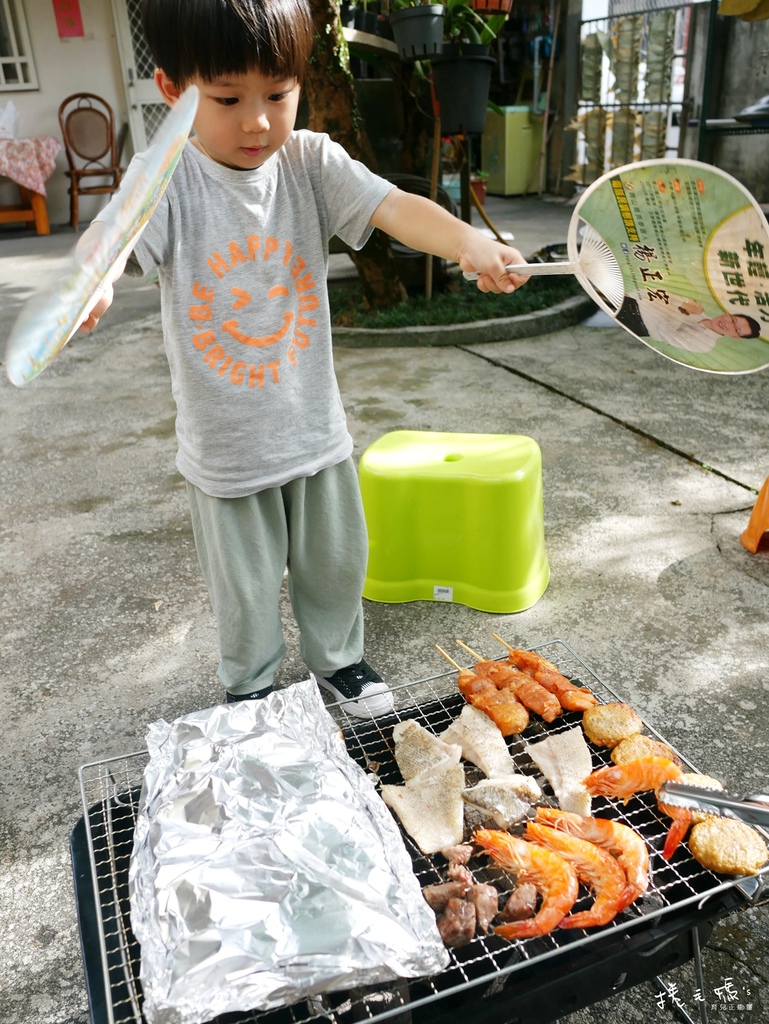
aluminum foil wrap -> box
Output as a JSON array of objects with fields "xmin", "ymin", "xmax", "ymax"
[{"xmin": 130, "ymin": 680, "xmax": 449, "ymax": 1024}]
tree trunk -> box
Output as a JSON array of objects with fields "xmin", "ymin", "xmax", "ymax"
[{"xmin": 304, "ymin": 0, "xmax": 408, "ymax": 308}]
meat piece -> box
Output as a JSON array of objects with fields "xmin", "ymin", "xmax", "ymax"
[
  {"xmin": 470, "ymin": 883, "xmax": 499, "ymax": 934},
  {"xmin": 436, "ymin": 896, "xmax": 476, "ymax": 948},
  {"xmin": 504, "ymin": 646, "xmax": 599, "ymax": 711},
  {"xmin": 471, "ymin": 688, "xmax": 530, "ymax": 736},
  {"xmin": 498, "ymin": 883, "xmax": 538, "ymax": 923},
  {"xmin": 381, "ymin": 760, "xmax": 465, "ymax": 854},
  {"xmin": 422, "ymin": 881, "xmax": 470, "ymax": 911},
  {"xmin": 526, "ymin": 727, "xmax": 593, "ymax": 816},
  {"xmin": 440, "ymin": 843, "xmax": 474, "ymax": 866},
  {"xmin": 457, "ymin": 669, "xmax": 496, "ymax": 699},
  {"xmin": 392, "ymin": 719, "xmax": 462, "ymax": 781},
  {"xmin": 462, "ymin": 777, "xmax": 541, "ymax": 828},
  {"xmin": 440, "ymin": 704, "xmax": 516, "ymax": 778},
  {"xmin": 474, "ymin": 660, "xmax": 562, "ymax": 722},
  {"xmin": 441, "ymin": 843, "xmax": 475, "ymax": 885},
  {"xmin": 457, "ymin": 668, "xmax": 530, "ymax": 736},
  {"xmin": 503, "ymin": 671, "xmax": 562, "ymax": 723}
]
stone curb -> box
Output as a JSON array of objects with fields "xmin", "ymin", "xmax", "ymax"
[{"xmin": 331, "ymin": 293, "xmax": 597, "ymax": 348}]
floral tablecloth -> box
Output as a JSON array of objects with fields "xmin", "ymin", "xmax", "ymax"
[{"xmin": 0, "ymin": 135, "xmax": 60, "ymax": 195}]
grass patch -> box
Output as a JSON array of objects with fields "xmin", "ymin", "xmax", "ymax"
[{"xmin": 329, "ymin": 272, "xmax": 583, "ymax": 330}]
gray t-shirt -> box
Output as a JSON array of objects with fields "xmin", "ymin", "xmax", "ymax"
[{"xmin": 122, "ymin": 132, "xmax": 393, "ymax": 498}]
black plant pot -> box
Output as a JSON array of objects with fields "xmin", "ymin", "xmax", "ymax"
[
  {"xmin": 389, "ymin": 5, "xmax": 444, "ymax": 62},
  {"xmin": 431, "ymin": 50, "xmax": 495, "ymax": 134},
  {"xmin": 354, "ymin": 8, "xmax": 378, "ymax": 32}
]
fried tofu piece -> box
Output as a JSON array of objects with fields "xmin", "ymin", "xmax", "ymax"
[
  {"xmin": 611, "ymin": 733, "xmax": 681, "ymax": 766},
  {"xmin": 689, "ymin": 817, "xmax": 768, "ymax": 876},
  {"xmin": 582, "ymin": 702, "xmax": 643, "ymax": 748}
]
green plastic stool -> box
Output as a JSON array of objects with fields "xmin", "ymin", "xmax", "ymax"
[{"xmin": 359, "ymin": 430, "xmax": 549, "ymax": 613}]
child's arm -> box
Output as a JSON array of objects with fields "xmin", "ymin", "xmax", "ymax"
[
  {"xmin": 370, "ymin": 188, "xmax": 530, "ymax": 294},
  {"xmin": 74, "ymin": 221, "xmax": 133, "ymax": 334}
]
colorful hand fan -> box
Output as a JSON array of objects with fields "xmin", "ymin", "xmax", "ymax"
[
  {"xmin": 5, "ymin": 85, "xmax": 198, "ymax": 387},
  {"xmin": 466, "ymin": 158, "xmax": 769, "ymax": 374}
]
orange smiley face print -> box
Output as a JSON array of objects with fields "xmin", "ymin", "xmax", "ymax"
[{"xmin": 188, "ymin": 232, "xmax": 319, "ymax": 388}]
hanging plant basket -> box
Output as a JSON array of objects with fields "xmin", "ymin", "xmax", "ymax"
[
  {"xmin": 431, "ymin": 47, "xmax": 495, "ymax": 135},
  {"xmin": 389, "ymin": 5, "xmax": 444, "ymax": 62},
  {"xmin": 471, "ymin": 0, "xmax": 514, "ymax": 13}
]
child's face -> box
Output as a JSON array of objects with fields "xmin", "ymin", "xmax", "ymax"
[{"xmin": 156, "ymin": 67, "xmax": 300, "ymax": 171}]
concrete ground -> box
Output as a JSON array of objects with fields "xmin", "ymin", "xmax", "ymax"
[{"xmin": 1, "ymin": 194, "xmax": 768, "ymax": 1024}]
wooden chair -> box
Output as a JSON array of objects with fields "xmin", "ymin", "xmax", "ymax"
[{"xmin": 58, "ymin": 93, "xmax": 123, "ymax": 231}]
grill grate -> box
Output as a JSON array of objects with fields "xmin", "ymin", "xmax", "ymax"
[{"xmin": 76, "ymin": 639, "xmax": 768, "ymax": 1024}]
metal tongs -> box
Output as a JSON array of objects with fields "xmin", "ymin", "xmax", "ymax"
[{"xmin": 658, "ymin": 782, "xmax": 769, "ymax": 827}]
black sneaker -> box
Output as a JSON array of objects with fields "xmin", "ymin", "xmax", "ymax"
[
  {"xmin": 311, "ymin": 659, "xmax": 394, "ymax": 719},
  {"xmin": 225, "ymin": 684, "xmax": 274, "ymax": 704}
]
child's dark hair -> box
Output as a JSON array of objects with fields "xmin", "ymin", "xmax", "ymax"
[{"xmin": 141, "ymin": 0, "xmax": 314, "ymax": 86}]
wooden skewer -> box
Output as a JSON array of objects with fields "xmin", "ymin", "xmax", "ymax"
[
  {"xmin": 491, "ymin": 631, "xmax": 514, "ymax": 653},
  {"xmin": 455, "ymin": 639, "xmax": 484, "ymax": 662},
  {"xmin": 435, "ymin": 644, "xmax": 462, "ymax": 670}
]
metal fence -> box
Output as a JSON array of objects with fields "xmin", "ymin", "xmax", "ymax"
[{"xmin": 568, "ymin": 0, "xmax": 708, "ymax": 185}]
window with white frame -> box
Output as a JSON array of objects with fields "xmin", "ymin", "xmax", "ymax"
[{"xmin": 0, "ymin": 0, "xmax": 38, "ymax": 90}]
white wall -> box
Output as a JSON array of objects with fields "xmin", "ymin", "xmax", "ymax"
[{"xmin": 1, "ymin": 0, "xmax": 127, "ymax": 230}]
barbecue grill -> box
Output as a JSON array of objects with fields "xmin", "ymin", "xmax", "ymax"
[{"xmin": 71, "ymin": 639, "xmax": 768, "ymax": 1024}]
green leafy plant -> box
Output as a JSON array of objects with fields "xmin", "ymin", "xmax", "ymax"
[
  {"xmin": 390, "ymin": 0, "xmax": 438, "ymax": 9},
  {"xmin": 442, "ymin": 0, "xmax": 506, "ymax": 45},
  {"xmin": 329, "ymin": 273, "xmax": 582, "ymax": 328}
]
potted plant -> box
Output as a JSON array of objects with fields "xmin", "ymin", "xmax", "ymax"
[
  {"xmin": 389, "ymin": 0, "xmax": 444, "ymax": 63},
  {"xmin": 430, "ymin": 0, "xmax": 507, "ymax": 134},
  {"xmin": 471, "ymin": 0, "xmax": 514, "ymax": 14}
]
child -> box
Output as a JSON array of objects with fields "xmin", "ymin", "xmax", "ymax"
[{"xmin": 80, "ymin": 0, "xmax": 529, "ymax": 718}]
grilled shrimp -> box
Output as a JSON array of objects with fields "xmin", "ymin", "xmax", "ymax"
[
  {"xmin": 525, "ymin": 821, "xmax": 627, "ymax": 928},
  {"xmin": 534, "ymin": 807, "xmax": 649, "ymax": 910},
  {"xmin": 474, "ymin": 828, "xmax": 579, "ymax": 939},
  {"xmin": 660, "ymin": 807, "xmax": 692, "ymax": 861},
  {"xmin": 584, "ymin": 756, "xmax": 683, "ymax": 801},
  {"xmin": 656, "ymin": 773, "xmax": 724, "ymax": 861}
]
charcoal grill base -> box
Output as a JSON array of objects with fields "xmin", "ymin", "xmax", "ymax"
[
  {"xmin": 70, "ymin": 810, "xmax": 743, "ymax": 1024},
  {"xmin": 409, "ymin": 911, "xmax": 727, "ymax": 1024},
  {"xmin": 72, "ymin": 640, "xmax": 768, "ymax": 1024}
]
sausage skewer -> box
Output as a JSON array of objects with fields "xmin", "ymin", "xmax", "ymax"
[
  {"xmin": 436, "ymin": 644, "xmax": 529, "ymax": 736},
  {"xmin": 455, "ymin": 640, "xmax": 562, "ymax": 723},
  {"xmin": 491, "ymin": 634, "xmax": 599, "ymax": 711}
]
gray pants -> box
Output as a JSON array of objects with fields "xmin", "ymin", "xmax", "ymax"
[{"xmin": 187, "ymin": 458, "xmax": 367, "ymax": 696}]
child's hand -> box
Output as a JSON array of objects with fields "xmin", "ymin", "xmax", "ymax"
[
  {"xmin": 78, "ymin": 283, "xmax": 114, "ymax": 334},
  {"xmin": 458, "ymin": 238, "xmax": 530, "ymax": 294}
]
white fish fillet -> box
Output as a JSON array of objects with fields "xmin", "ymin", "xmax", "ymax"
[
  {"xmin": 525, "ymin": 726, "xmax": 593, "ymax": 815},
  {"xmin": 462, "ymin": 776, "xmax": 542, "ymax": 828},
  {"xmin": 392, "ymin": 719, "xmax": 462, "ymax": 781},
  {"xmin": 381, "ymin": 761, "xmax": 465, "ymax": 854},
  {"xmin": 440, "ymin": 705, "xmax": 515, "ymax": 778}
]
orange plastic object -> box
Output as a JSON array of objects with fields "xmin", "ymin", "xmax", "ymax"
[{"xmin": 741, "ymin": 477, "xmax": 769, "ymax": 553}]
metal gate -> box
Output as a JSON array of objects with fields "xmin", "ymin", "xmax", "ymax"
[
  {"xmin": 567, "ymin": 0, "xmax": 708, "ymax": 185},
  {"xmin": 109, "ymin": 0, "xmax": 170, "ymax": 154}
]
